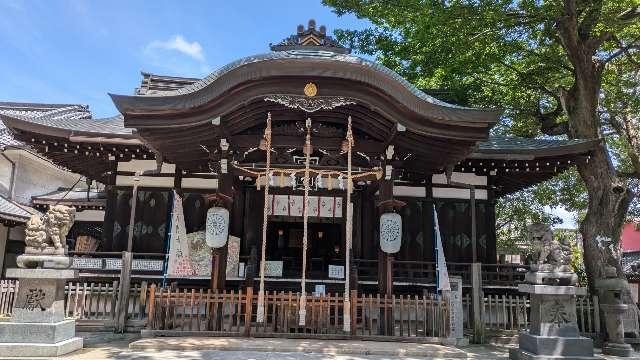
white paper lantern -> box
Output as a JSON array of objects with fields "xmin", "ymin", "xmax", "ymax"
[
  {"xmin": 206, "ymin": 207, "xmax": 229, "ymax": 248},
  {"xmin": 380, "ymin": 212, "xmax": 402, "ymax": 254}
]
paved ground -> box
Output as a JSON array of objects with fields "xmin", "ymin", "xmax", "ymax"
[{"xmin": 1, "ymin": 333, "xmax": 637, "ymax": 359}]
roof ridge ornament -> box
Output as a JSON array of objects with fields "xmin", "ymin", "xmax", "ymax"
[{"xmin": 270, "ymin": 19, "xmax": 351, "ymax": 54}]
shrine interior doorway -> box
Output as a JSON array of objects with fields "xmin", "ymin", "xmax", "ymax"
[{"xmin": 266, "ymin": 220, "xmax": 343, "ymax": 279}]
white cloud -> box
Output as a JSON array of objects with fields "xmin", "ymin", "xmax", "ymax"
[{"xmin": 146, "ymin": 35, "xmax": 205, "ymax": 62}]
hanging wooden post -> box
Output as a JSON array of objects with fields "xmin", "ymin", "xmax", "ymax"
[{"xmin": 256, "ymin": 113, "xmax": 272, "ymax": 323}]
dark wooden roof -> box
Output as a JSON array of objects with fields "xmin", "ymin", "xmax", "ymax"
[
  {"xmin": 0, "ymin": 102, "xmax": 148, "ymax": 184},
  {"xmin": 32, "ymin": 188, "xmax": 106, "ymax": 210}
]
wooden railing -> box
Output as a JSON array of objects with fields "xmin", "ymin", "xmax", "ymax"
[
  {"xmin": 355, "ymin": 260, "xmax": 529, "ymax": 288},
  {"xmin": 146, "ymin": 286, "xmax": 450, "ymax": 340}
]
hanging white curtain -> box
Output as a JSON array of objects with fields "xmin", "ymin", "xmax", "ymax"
[{"xmin": 434, "ymin": 204, "xmax": 451, "ymax": 292}]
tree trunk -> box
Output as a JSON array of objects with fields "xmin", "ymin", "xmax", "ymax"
[{"xmin": 556, "ymin": 4, "xmax": 636, "ymax": 317}]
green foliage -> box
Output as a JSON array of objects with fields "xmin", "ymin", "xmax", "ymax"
[
  {"xmin": 496, "ymin": 189, "xmax": 561, "ymax": 255},
  {"xmin": 555, "ymin": 228, "xmax": 588, "ymax": 286},
  {"xmin": 324, "ymin": 0, "xmax": 640, "ymax": 243}
]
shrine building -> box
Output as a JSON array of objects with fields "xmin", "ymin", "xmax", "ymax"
[{"xmin": 0, "ymin": 21, "xmax": 597, "ymax": 295}]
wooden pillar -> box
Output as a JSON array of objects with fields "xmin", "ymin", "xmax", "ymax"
[
  {"xmin": 210, "ymin": 141, "xmax": 233, "ymax": 291},
  {"xmin": 486, "ymin": 178, "xmax": 497, "ymax": 264},
  {"xmin": 377, "ymin": 176, "xmax": 394, "ymax": 298},
  {"xmin": 424, "ymin": 174, "xmax": 434, "ymax": 262},
  {"xmin": 115, "ymin": 251, "xmax": 133, "ymax": 333},
  {"xmin": 470, "ymin": 187, "xmax": 477, "ymax": 263},
  {"xmin": 471, "ymin": 262, "xmax": 484, "ymax": 343},
  {"xmin": 126, "ymin": 173, "xmax": 141, "ymax": 253},
  {"xmin": 210, "ymin": 172, "xmax": 232, "ymax": 291},
  {"xmin": 101, "ymin": 186, "xmax": 117, "ymax": 252},
  {"xmin": 377, "ymin": 157, "xmax": 396, "ymax": 335}
]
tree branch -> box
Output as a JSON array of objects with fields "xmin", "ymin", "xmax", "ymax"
[{"xmin": 603, "ymin": 36, "xmax": 640, "ymax": 64}]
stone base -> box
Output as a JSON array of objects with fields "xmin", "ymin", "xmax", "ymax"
[
  {"xmin": 509, "ymin": 348, "xmax": 599, "ymax": 360},
  {"xmin": 0, "ymin": 336, "xmax": 83, "ymax": 357},
  {"xmin": 512, "ymin": 333, "xmax": 595, "ymax": 359},
  {"xmin": 0, "ymin": 319, "xmax": 76, "ymax": 343},
  {"xmin": 602, "ymin": 342, "xmax": 634, "ymax": 357}
]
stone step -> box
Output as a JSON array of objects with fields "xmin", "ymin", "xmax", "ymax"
[{"xmin": 130, "ymin": 336, "xmax": 471, "ymax": 358}]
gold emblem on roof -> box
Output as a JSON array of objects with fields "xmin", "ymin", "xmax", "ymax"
[{"xmin": 304, "ymin": 82, "xmax": 317, "ymax": 97}]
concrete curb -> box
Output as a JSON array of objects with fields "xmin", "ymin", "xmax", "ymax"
[{"xmin": 129, "ymin": 337, "xmax": 471, "ymax": 358}]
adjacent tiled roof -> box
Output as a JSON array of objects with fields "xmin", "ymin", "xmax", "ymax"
[
  {"xmin": 0, "ymin": 102, "xmax": 131, "ymax": 135},
  {"xmin": 474, "ymin": 136, "xmax": 598, "ymax": 157},
  {"xmin": 0, "ymin": 194, "xmax": 38, "ymax": 223},
  {"xmin": 480, "ymin": 137, "xmax": 594, "ymax": 150},
  {"xmin": 32, "ymin": 188, "xmax": 106, "ymax": 208},
  {"xmin": 0, "ymin": 121, "xmax": 24, "ymax": 149}
]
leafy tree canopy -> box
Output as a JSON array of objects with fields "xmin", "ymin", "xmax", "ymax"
[{"xmin": 324, "ymin": 0, "xmax": 640, "ymax": 242}]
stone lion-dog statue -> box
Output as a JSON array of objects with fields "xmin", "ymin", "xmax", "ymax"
[{"xmin": 18, "ymin": 205, "xmax": 75, "ymax": 268}]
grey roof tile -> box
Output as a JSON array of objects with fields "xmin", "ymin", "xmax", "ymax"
[
  {"xmin": 479, "ymin": 136, "xmax": 593, "ymax": 151},
  {"xmin": 0, "ymin": 102, "xmax": 131, "ymax": 135},
  {"xmin": 0, "ymin": 195, "xmax": 38, "ymax": 223},
  {"xmin": 0, "ymin": 121, "xmax": 24, "ymax": 149}
]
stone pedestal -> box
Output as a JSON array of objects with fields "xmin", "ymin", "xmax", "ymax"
[
  {"xmin": 0, "ymin": 268, "xmax": 83, "ymax": 357},
  {"xmin": 509, "ymin": 284, "xmax": 597, "ymax": 360}
]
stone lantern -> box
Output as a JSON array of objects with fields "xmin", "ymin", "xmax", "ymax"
[{"xmin": 596, "ymin": 266, "xmax": 634, "ymax": 357}]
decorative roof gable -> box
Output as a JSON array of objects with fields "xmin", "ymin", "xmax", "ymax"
[{"xmin": 270, "ymin": 19, "xmax": 351, "ymax": 54}]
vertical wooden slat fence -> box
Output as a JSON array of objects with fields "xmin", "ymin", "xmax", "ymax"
[
  {"xmin": 0, "ymin": 280, "xmax": 18, "ymax": 317},
  {"xmin": 145, "ymin": 287, "xmax": 450, "ymax": 340},
  {"xmin": 464, "ymin": 293, "xmax": 601, "ymax": 338}
]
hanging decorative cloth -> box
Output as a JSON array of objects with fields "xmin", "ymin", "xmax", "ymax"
[
  {"xmin": 256, "ymin": 113, "xmax": 272, "ymax": 323},
  {"xmin": 343, "ymin": 116, "xmax": 354, "ymax": 332},
  {"xmin": 299, "ymin": 117, "xmax": 312, "ymax": 326}
]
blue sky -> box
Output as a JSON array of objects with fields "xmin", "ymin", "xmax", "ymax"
[
  {"xmin": 0, "ymin": 1, "xmax": 578, "ymax": 227},
  {"xmin": 0, "ymin": 0, "xmax": 367, "ymax": 117}
]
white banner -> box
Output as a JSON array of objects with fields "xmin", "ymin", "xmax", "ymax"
[
  {"xmin": 167, "ymin": 191, "xmax": 211, "ymax": 277},
  {"xmin": 434, "ymin": 205, "xmax": 451, "ymax": 292}
]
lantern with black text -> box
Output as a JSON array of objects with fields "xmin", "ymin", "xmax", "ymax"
[
  {"xmin": 379, "ymin": 212, "xmax": 402, "ymax": 254},
  {"xmin": 205, "ymin": 207, "xmax": 229, "ymax": 248}
]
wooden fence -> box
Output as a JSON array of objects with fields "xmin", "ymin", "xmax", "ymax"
[
  {"xmin": 64, "ymin": 281, "xmax": 150, "ymax": 331},
  {"xmin": 461, "ymin": 293, "xmax": 600, "ymax": 337},
  {"xmin": 2, "ymin": 279, "xmax": 610, "ymax": 342},
  {"xmin": 146, "ymin": 286, "xmax": 450, "ymax": 339},
  {"xmin": 0, "ymin": 280, "xmax": 18, "ymax": 317}
]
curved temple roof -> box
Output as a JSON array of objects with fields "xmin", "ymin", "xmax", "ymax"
[
  {"xmin": 111, "ymin": 50, "xmax": 500, "ymax": 128},
  {"xmin": 0, "ymin": 21, "xmax": 599, "ymax": 194}
]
